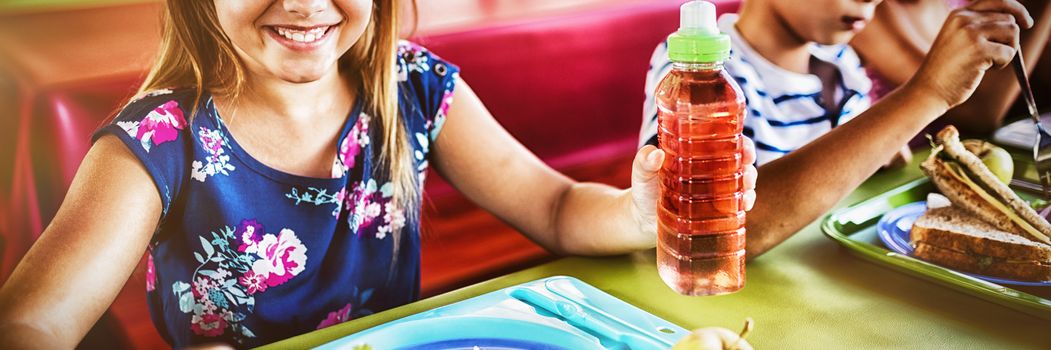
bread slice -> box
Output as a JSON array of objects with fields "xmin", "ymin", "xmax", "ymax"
[
  {"xmin": 911, "ymin": 207, "xmax": 1051, "ymax": 261},
  {"xmin": 920, "ymin": 158, "xmax": 1030, "ymax": 237},
  {"xmin": 913, "ymin": 243, "xmax": 1051, "ymax": 282},
  {"xmin": 934, "ymin": 126, "xmax": 1051, "ymax": 244}
]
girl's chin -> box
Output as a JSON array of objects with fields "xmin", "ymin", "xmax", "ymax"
[
  {"xmin": 277, "ymin": 73, "xmax": 327, "ymax": 84},
  {"xmin": 272, "ymin": 66, "xmax": 333, "ymax": 84}
]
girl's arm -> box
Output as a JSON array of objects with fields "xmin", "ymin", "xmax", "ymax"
[
  {"xmin": 430, "ymin": 80, "xmax": 756, "ymax": 256},
  {"xmin": 0, "ymin": 136, "xmax": 160, "ymax": 349}
]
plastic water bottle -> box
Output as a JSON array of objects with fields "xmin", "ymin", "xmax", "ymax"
[{"xmin": 655, "ymin": 0, "xmax": 747, "ymax": 296}]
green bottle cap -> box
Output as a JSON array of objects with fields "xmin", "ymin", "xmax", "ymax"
[{"xmin": 667, "ymin": 1, "xmax": 730, "ymax": 63}]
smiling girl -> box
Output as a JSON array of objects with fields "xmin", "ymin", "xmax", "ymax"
[{"xmin": 0, "ymin": 0, "xmax": 758, "ymax": 348}]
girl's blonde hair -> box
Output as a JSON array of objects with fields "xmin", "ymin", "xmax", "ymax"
[{"xmin": 138, "ymin": 1, "xmax": 419, "ymax": 235}]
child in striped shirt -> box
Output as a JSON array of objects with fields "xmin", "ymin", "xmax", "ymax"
[
  {"xmin": 642, "ymin": 13, "xmax": 877, "ymax": 165},
  {"xmin": 640, "ymin": 0, "xmax": 1035, "ymax": 258}
]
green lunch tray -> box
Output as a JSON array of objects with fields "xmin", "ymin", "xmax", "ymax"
[{"xmin": 820, "ymin": 178, "xmax": 1051, "ymax": 320}]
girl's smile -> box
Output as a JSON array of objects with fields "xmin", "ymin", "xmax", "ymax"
[
  {"xmin": 217, "ymin": 0, "xmax": 370, "ymax": 83},
  {"xmin": 266, "ymin": 23, "xmax": 340, "ymax": 51}
]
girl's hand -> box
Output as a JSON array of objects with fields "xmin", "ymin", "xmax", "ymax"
[
  {"xmin": 630, "ymin": 137, "xmax": 758, "ymax": 239},
  {"xmin": 911, "ymin": 0, "xmax": 1033, "ymax": 109}
]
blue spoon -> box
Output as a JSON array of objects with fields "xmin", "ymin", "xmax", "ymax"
[{"xmin": 509, "ymin": 288, "xmax": 667, "ymax": 350}]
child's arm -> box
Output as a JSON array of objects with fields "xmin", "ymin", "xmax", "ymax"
[
  {"xmin": 0, "ymin": 136, "xmax": 160, "ymax": 348},
  {"xmin": 431, "ymin": 81, "xmax": 757, "ymax": 256},
  {"xmin": 745, "ymin": 0, "xmax": 1033, "ymax": 259},
  {"xmin": 942, "ymin": 0, "xmax": 1051, "ymax": 131}
]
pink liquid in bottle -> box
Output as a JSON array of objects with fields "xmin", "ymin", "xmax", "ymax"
[{"xmin": 655, "ymin": 1, "xmax": 746, "ymax": 295}]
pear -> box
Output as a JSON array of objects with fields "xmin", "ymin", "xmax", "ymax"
[
  {"xmin": 672, "ymin": 318, "xmax": 754, "ymax": 350},
  {"xmin": 962, "ymin": 139, "xmax": 1014, "ymax": 185}
]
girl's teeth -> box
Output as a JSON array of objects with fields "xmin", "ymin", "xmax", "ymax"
[{"xmin": 275, "ymin": 26, "xmax": 327, "ymax": 43}]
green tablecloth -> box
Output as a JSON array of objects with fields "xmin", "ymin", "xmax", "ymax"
[{"xmin": 263, "ymin": 150, "xmax": 1050, "ymax": 349}]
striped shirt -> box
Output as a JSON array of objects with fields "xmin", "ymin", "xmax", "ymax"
[{"xmin": 640, "ymin": 14, "xmax": 872, "ymax": 165}]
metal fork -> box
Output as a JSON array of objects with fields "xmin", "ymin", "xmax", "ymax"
[{"xmin": 1012, "ymin": 50, "xmax": 1051, "ymax": 199}]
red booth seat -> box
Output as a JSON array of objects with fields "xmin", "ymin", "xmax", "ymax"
[{"xmin": 0, "ymin": 0, "xmax": 740, "ymax": 348}]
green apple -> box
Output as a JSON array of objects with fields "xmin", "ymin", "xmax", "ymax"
[
  {"xmin": 672, "ymin": 328, "xmax": 728, "ymax": 350},
  {"xmin": 672, "ymin": 319, "xmax": 754, "ymax": 350},
  {"xmin": 962, "ymin": 139, "xmax": 1013, "ymax": 185}
]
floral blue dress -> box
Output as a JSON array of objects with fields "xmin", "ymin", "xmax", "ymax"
[{"xmin": 92, "ymin": 42, "xmax": 459, "ymax": 348}]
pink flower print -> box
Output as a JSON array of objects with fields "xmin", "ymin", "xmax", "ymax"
[
  {"xmin": 145, "ymin": 252, "xmax": 156, "ymax": 292},
  {"xmin": 192, "ymin": 277, "xmax": 217, "ymax": 299},
  {"xmin": 201, "ymin": 298, "xmax": 219, "ymax": 314},
  {"xmin": 376, "ymin": 202, "xmax": 406, "ymax": 239},
  {"xmin": 384, "ymin": 202, "xmax": 406, "ymax": 231},
  {"xmin": 347, "ymin": 179, "xmax": 391, "ymax": 233},
  {"xmin": 438, "ymin": 89, "xmax": 454, "ymax": 119},
  {"xmin": 333, "ymin": 113, "xmax": 371, "ymax": 177},
  {"xmin": 365, "ymin": 203, "xmax": 381, "ymax": 220},
  {"xmin": 136, "ymin": 100, "xmax": 186, "ymax": 147},
  {"xmin": 236, "ymin": 219, "xmax": 266, "ymax": 253},
  {"xmin": 398, "ymin": 42, "xmax": 430, "ymax": 74},
  {"xmin": 352, "ymin": 197, "xmax": 381, "ymax": 231},
  {"xmin": 331, "ymin": 188, "xmax": 347, "ymax": 217},
  {"xmin": 316, "ymin": 303, "xmax": 354, "ymax": 330},
  {"xmin": 250, "ymin": 229, "xmax": 307, "ymax": 288},
  {"xmin": 191, "ymin": 126, "xmax": 235, "ymax": 182},
  {"xmin": 428, "ymin": 89, "xmax": 454, "ymax": 141},
  {"xmin": 238, "ymin": 270, "xmax": 268, "ymax": 295},
  {"xmin": 334, "ymin": 135, "xmax": 357, "ymax": 177},
  {"xmin": 198, "ymin": 128, "xmax": 225, "ymax": 163},
  {"xmin": 398, "ymin": 40, "xmax": 424, "ymax": 56},
  {"xmin": 191, "ymin": 312, "xmax": 228, "ymax": 337}
]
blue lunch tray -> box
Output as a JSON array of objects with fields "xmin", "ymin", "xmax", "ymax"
[{"xmin": 315, "ymin": 276, "xmax": 688, "ymax": 349}]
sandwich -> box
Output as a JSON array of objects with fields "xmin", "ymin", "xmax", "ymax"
[
  {"xmin": 914, "ymin": 125, "xmax": 1051, "ymax": 281},
  {"xmin": 911, "ymin": 206, "xmax": 1051, "ymax": 281}
]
